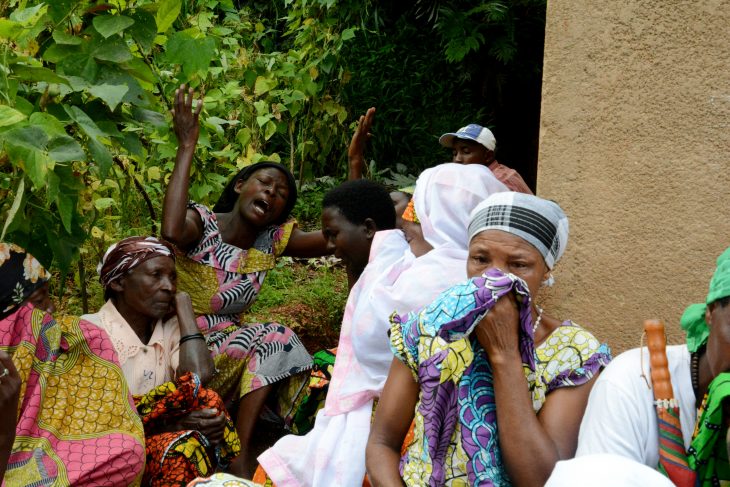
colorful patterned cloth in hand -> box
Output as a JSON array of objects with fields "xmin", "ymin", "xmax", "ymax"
[
  {"xmin": 688, "ymin": 372, "xmax": 730, "ymax": 485},
  {"xmin": 187, "ymin": 473, "xmax": 263, "ymax": 486},
  {"xmin": 134, "ymin": 372, "xmax": 241, "ymax": 487},
  {"xmin": 390, "ymin": 268, "xmax": 611, "ymax": 486},
  {"xmin": 1, "ymin": 303, "xmax": 145, "ymax": 486},
  {"xmin": 174, "ymin": 202, "xmax": 312, "ymax": 414}
]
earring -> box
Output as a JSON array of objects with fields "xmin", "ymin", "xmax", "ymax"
[{"xmin": 542, "ymin": 273, "xmax": 555, "ymax": 287}]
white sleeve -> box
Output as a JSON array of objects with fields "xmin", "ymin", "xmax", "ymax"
[{"xmin": 576, "ymin": 375, "xmax": 657, "ymax": 467}]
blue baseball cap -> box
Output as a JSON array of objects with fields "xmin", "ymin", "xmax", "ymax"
[{"xmin": 439, "ymin": 124, "xmax": 496, "ymax": 151}]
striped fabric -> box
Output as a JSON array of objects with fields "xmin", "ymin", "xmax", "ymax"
[{"xmin": 655, "ymin": 404, "xmax": 696, "ymax": 486}]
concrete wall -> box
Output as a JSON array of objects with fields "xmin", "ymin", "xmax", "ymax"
[{"xmin": 537, "ymin": 1, "xmax": 730, "ymax": 352}]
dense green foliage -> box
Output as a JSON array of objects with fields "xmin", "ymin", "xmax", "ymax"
[{"xmin": 0, "ymin": 0, "xmax": 545, "ymax": 315}]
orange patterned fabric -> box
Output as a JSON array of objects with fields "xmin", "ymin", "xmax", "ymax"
[
  {"xmin": 401, "ymin": 199, "xmax": 420, "ymax": 223},
  {"xmin": 134, "ymin": 372, "xmax": 241, "ymax": 487}
]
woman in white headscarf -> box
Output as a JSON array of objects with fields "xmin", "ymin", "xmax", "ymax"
[{"xmin": 256, "ymin": 163, "xmax": 508, "ymax": 486}]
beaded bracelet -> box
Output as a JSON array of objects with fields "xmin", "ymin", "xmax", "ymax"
[{"xmin": 179, "ymin": 333, "xmax": 205, "ymax": 345}]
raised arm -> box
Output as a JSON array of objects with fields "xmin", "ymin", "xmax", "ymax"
[
  {"xmin": 347, "ymin": 107, "xmax": 375, "ymax": 181},
  {"xmin": 474, "ymin": 295, "xmax": 597, "ymax": 486},
  {"xmin": 161, "ymin": 85, "xmax": 204, "ymax": 250},
  {"xmin": 174, "ymin": 292, "xmax": 214, "ymax": 385},
  {"xmin": 366, "ymin": 357, "xmax": 418, "ymax": 487}
]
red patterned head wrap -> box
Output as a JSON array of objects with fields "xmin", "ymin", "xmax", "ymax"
[{"xmin": 97, "ymin": 236, "xmax": 175, "ymax": 289}]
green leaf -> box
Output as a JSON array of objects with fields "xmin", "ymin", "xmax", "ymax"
[
  {"xmin": 64, "ymin": 105, "xmax": 108, "ymax": 139},
  {"xmin": 47, "ymin": 136, "xmax": 85, "ymax": 162},
  {"xmin": 28, "ymin": 113, "xmax": 67, "ymax": 137},
  {"xmin": 93, "ymin": 15, "xmax": 135, "ymax": 38},
  {"xmin": 156, "ymin": 0, "xmax": 182, "ymax": 33},
  {"xmin": 88, "ymin": 139, "xmax": 113, "ymax": 180},
  {"xmin": 0, "ymin": 20, "xmax": 22, "ymax": 40},
  {"xmin": 165, "ymin": 32, "xmax": 216, "ymax": 76},
  {"xmin": 94, "ymin": 197, "xmax": 115, "ymax": 210},
  {"xmin": 341, "ymin": 27, "xmax": 356, "ymax": 41},
  {"xmin": 0, "ymin": 105, "xmax": 27, "ymax": 127},
  {"xmin": 56, "ymin": 192, "xmax": 74, "ymax": 233},
  {"xmin": 254, "ymin": 76, "xmax": 274, "ymax": 95},
  {"xmin": 11, "ymin": 65, "xmax": 71, "ymax": 85},
  {"xmin": 1, "ymin": 178, "xmax": 24, "ymax": 241},
  {"xmin": 52, "ymin": 29, "xmax": 82, "ymax": 45},
  {"xmin": 128, "ymin": 11, "xmax": 157, "ymax": 52},
  {"xmin": 88, "ymin": 83, "xmax": 129, "ymax": 111},
  {"xmin": 92, "ymin": 37, "xmax": 133, "ymax": 63},
  {"xmin": 264, "ymin": 120, "xmax": 277, "ymax": 140}
]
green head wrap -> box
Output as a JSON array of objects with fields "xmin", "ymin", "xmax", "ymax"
[{"xmin": 681, "ymin": 247, "xmax": 730, "ymax": 353}]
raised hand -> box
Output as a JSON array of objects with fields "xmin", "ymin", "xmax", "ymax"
[
  {"xmin": 171, "ymin": 84, "xmax": 203, "ymax": 151},
  {"xmin": 347, "ymin": 107, "xmax": 375, "ymax": 180}
]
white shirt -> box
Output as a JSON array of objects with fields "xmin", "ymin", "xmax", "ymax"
[
  {"xmin": 576, "ymin": 344, "xmax": 696, "ymax": 468},
  {"xmin": 83, "ymin": 300, "xmax": 180, "ymax": 396}
]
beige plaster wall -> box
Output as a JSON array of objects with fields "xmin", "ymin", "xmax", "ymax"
[{"xmin": 537, "ymin": 1, "xmax": 730, "ymax": 352}]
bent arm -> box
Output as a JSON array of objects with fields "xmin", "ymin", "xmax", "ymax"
[
  {"xmin": 366, "ymin": 358, "xmax": 418, "ymax": 487},
  {"xmin": 282, "ymin": 227, "xmax": 331, "ymax": 258},
  {"xmin": 491, "ymin": 353, "xmax": 598, "ymax": 486},
  {"xmin": 174, "ymin": 293, "xmax": 214, "ymax": 385},
  {"xmin": 161, "ymin": 85, "xmax": 204, "ymax": 250}
]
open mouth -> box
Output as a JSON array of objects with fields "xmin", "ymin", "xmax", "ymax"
[{"xmin": 253, "ymin": 199, "xmax": 270, "ymax": 214}]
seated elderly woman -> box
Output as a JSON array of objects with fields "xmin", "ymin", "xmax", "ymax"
[
  {"xmin": 0, "ymin": 243, "xmax": 145, "ymax": 485},
  {"xmin": 82, "ymin": 237, "xmax": 240, "ymax": 486},
  {"xmin": 366, "ymin": 192, "xmax": 612, "ymax": 486}
]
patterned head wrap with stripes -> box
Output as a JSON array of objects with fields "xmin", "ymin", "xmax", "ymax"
[
  {"xmin": 467, "ymin": 192, "xmax": 569, "ymax": 269},
  {"xmin": 98, "ymin": 236, "xmax": 175, "ymax": 289}
]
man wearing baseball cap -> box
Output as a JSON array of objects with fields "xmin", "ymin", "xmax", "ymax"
[{"xmin": 439, "ymin": 124, "xmax": 532, "ymax": 194}]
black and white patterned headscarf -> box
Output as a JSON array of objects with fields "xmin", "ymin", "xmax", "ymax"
[
  {"xmin": 0, "ymin": 243, "xmax": 49, "ymax": 319},
  {"xmin": 97, "ymin": 236, "xmax": 175, "ymax": 289},
  {"xmin": 467, "ymin": 193, "xmax": 569, "ymax": 269}
]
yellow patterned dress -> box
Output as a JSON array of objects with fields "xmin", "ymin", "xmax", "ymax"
[
  {"xmin": 0, "ymin": 303, "xmax": 145, "ymax": 486},
  {"xmin": 175, "ymin": 203, "xmax": 312, "ymax": 412}
]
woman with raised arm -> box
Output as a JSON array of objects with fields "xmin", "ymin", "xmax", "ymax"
[
  {"xmin": 366, "ymin": 193, "xmax": 612, "ymax": 486},
  {"xmin": 161, "ymin": 85, "xmax": 326, "ymax": 478}
]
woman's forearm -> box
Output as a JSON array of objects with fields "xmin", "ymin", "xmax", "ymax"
[
  {"xmin": 365, "ymin": 441, "xmax": 406, "ymax": 487},
  {"xmin": 161, "ymin": 145, "xmax": 194, "ymax": 244},
  {"xmin": 175, "ymin": 294, "xmax": 214, "ymax": 384},
  {"xmin": 491, "ymin": 356, "xmax": 560, "ymax": 486}
]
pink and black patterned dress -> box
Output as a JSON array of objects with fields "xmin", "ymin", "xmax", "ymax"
[{"xmin": 175, "ymin": 202, "xmax": 312, "ymax": 402}]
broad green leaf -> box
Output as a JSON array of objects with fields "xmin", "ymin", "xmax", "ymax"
[
  {"xmin": 129, "ymin": 11, "xmax": 157, "ymax": 52},
  {"xmin": 0, "ymin": 105, "xmax": 27, "ymax": 127},
  {"xmin": 11, "ymin": 65, "xmax": 71, "ymax": 85},
  {"xmin": 1, "ymin": 178, "xmax": 24, "ymax": 241},
  {"xmin": 52, "ymin": 29, "xmax": 82, "ymax": 45},
  {"xmin": 92, "ymin": 38, "xmax": 133, "ymax": 63},
  {"xmin": 48, "ymin": 136, "xmax": 85, "ymax": 162},
  {"xmin": 0, "ymin": 20, "xmax": 22, "ymax": 40},
  {"xmin": 93, "ymin": 15, "xmax": 135, "ymax": 39},
  {"xmin": 56, "ymin": 192, "xmax": 74, "ymax": 233},
  {"xmin": 236, "ymin": 127, "xmax": 252, "ymax": 147},
  {"xmin": 254, "ymin": 76, "xmax": 274, "ymax": 95},
  {"xmin": 88, "ymin": 139, "xmax": 113, "ymax": 180},
  {"xmin": 341, "ymin": 27, "xmax": 356, "ymax": 41},
  {"xmin": 2, "ymin": 126, "xmax": 48, "ymax": 151},
  {"xmin": 264, "ymin": 120, "xmax": 277, "ymax": 140},
  {"xmin": 156, "ymin": 0, "xmax": 182, "ymax": 33},
  {"xmin": 164, "ymin": 32, "xmax": 215, "ymax": 76},
  {"xmin": 88, "ymin": 83, "xmax": 129, "ymax": 111},
  {"xmin": 28, "ymin": 113, "xmax": 67, "ymax": 137},
  {"xmin": 64, "ymin": 105, "xmax": 107, "ymax": 139},
  {"xmin": 94, "ymin": 197, "xmax": 115, "ymax": 210},
  {"xmin": 256, "ymin": 115, "xmax": 271, "ymax": 127}
]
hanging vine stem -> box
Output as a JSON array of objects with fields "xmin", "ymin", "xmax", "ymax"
[{"xmin": 113, "ymin": 157, "xmax": 158, "ymax": 235}]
